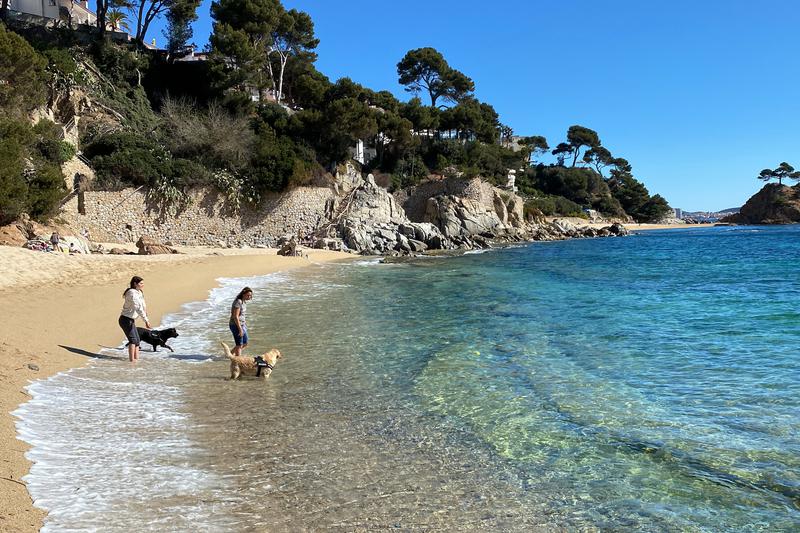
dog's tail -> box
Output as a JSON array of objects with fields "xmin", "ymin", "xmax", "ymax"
[{"xmin": 220, "ymin": 340, "xmax": 236, "ymax": 360}]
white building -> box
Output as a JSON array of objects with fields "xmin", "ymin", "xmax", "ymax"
[
  {"xmin": 9, "ymin": 0, "xmax": 59, "ymax": 19},
  {"xmin": 8, "ymin": 0, "xmax": 96, "ymax": 26},
  {"xmin": 349, "ymin": 139, "xmax": 377, "ymax": 165}
]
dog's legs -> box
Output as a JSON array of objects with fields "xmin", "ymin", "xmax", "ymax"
[{"xmin": 166, "ymin": 345, "xmax": 174, "ymax": 352}]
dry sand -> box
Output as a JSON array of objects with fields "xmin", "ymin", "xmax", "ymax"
[{"xmin": 0, "ymin": 245, "xmax": 351, "ymax": 532}]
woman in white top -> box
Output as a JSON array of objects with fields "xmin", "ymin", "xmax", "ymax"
[{"xmin": 119, "ymin": 276, "xmax": 151, "ymax": 362}]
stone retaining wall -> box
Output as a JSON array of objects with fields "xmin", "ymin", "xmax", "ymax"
[
  {"xmin": 60, "ymin": 185, "xmax": 336, "ymax": 247},
  {"xmin": 395, "ymin": 177, "xmax": 496, "ymax": 221}
]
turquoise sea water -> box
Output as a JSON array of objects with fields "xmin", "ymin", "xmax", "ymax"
[{"xmin": 16, "ymin": 225, "xmax": 800, "ymax": 531}]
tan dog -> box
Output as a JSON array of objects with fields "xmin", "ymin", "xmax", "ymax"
[{"xmin": 220, "ymin": 341, "xmax": 282, "ymax": 380}]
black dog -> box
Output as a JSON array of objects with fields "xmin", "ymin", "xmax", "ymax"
[{"xmin": 136, "ymin": 327, "xmax": 179, "ymax": 352}]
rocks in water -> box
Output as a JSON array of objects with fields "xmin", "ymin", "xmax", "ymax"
[
  {"xmin": 136, "ymin": 236, "xmax": 178, "ymax": 255},
  {"xmin": 607, "ymin": 222, "xmax": 628, "ymax": 236},
  {"xmin": 527, "ymin": 220, "xmax": 629, "ymax": 241}
]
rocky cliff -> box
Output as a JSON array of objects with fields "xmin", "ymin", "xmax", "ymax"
[
  {"xmin": 7, "ymin": 158, "xmax": 628, "ymax": 254},
  {"xmin": 314, "ymin": 173, "xmax": 627, "ymax": 255},
  {"xmin": 723, "ymin": 183, "xmax": 800, "ymax": 224}
]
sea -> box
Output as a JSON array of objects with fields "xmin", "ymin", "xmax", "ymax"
[{"xmin": 14, "ymin": 225, "xmax": 800, "ymax": 532}]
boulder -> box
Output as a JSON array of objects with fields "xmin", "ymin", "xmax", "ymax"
[
  {"xmin": 136, "ymin": 236, "xmax": 178, "ymax": 255},
  {"xmin": 0, "ymin": 223, "xmax": 28, "ymax": 246},
  {"xmin": 277, "ymin": 238, "xmax": 300, "ymax": 256},
  {"xmin": 607, "ymin": 222, "xmax": 629, "ymax": 236},
  {"xmin": 313, "ymin": 237, "xmax": 345, "ymax": 251}
]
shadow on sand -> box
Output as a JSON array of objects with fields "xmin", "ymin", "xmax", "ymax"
[{"xmin": 58, "ymin": 345, "xmax": 120, "ymax": 360}]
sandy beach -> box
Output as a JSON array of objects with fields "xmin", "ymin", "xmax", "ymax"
[{"xmin": 0, "ymin": 245, "xmax": 351, "ymax": 532}]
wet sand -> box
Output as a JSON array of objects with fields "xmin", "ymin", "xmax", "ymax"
[{"xmin": 0, "ymin": 245, "xmax": 351, "ymax": 532}]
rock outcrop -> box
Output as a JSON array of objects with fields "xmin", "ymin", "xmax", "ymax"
[
  {"xmin": 529, "ymin": 219, "xmax": 628, "ymax": 241},
  {"xmin": 316, "ymin": 173, "xmax": 628, "ymax": 256},
  {"xmin": 0, "ymin": 222, "xmax": 29, "ymax": 247},
  {"xmin": 722, "ymin": 183, "xmax": 800, "ymax": 224},
  {"xmin": 329, "ymin": 174, "xmax": 451, "ymax": 254},
  {"xmin": 136, "ymin": 236, "xmax": 178, "ymax": 255}
]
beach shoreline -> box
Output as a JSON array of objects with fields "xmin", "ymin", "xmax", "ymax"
[
  {"xmin": 544, "ymin": 217, "xmax": 719, "ymax": 232},
  {"xmin": 0, "ymin": 245, "xmax": 352, "ymax": 532}
]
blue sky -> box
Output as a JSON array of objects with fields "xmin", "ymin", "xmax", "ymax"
[{"xmin": 149, "ymin": 0, "xmax": 800, "ymax": 211}]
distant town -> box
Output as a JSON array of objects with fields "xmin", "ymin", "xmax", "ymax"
[{"xmin": 673, "ymin": 208, "xmax": 740, "ymax": 223}]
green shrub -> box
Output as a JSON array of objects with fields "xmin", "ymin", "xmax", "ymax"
[
  {"xmin": 149, "ymin": 177, "xmax": 192, "ymax": 215},
  {"xmin": 33, "ymin": 120, "xmax": 76, "ymax": 163},
  {"xmin": 36, "ymin": 139, "xmax": 76, "ymax": 164},
  {"xmin": 390, "ymin": 153, "xmax": 428, "ymax": 189},
  {"xmin": 0, "ymin": 24, "xmax": 48, "ymax": 116},
  {"xmin": 0, "ymin": 117, "xmax": 67, "ymax": 224},
  {"xmin": 0, "ymin": 129, "xmax": 29, "ymax": 225},
  {"xmin": 169, "ymin": 158, "xmax": 213, "ymax": 187},
  {"xmin": 42, "ymin": 47, "xmax": 78, "ymax": 77},
  {"xmin": 90, "ymin": 41, "xmax": 149, "ymax": 89},
  {"xmin": 525, "ymin": 195, "xmax": 585, "ymax": 217},
  {"xmin": 87, "ymin": 132, "xmax": 171, "ymax": 188},
  {"xmin": 247, "ymin": 127, "xmax": 316, "ymax": 195},
  {"xmin": 25, "ymin": 160, "xmax": 66, "ymax": 220}
]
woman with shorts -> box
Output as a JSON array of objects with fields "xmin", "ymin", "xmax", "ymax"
[
  {"xmin": 230, "ymin": 287, "xmax": 253, "ymax": 357},
  {"xmin": 118, "ymin": 276, "xmax": 151, "ymax": 362}
]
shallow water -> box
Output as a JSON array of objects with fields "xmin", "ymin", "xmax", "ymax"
[{"xmin": 15, "ymin": 225, "xmax": 800, "ymax": 531}]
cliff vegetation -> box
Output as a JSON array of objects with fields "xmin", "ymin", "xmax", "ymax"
[{"xmin": 0, "ymin": 0, "xmax": 672, "ymax": 227}]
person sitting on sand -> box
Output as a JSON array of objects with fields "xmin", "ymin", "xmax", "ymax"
[
  {"xmin": 229, "ymin": 287, "xmax": 253, "ymax": 357},
  {"xmin": 119, "ymin": 276, "xmax": 151, "ymax": 362}
]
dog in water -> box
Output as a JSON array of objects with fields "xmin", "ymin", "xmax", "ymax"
[
  {"xmin": 220, "ymin": 341, "xmax": 282, "ymax": 380},
  {"xmin": 137, "ymin": 327, "xmax": 179, "ymax": 352}
]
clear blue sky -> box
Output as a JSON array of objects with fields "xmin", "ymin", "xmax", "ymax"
[{"xmin": 149, "ymin": 0, "xmax": 800, "ymax": 212}]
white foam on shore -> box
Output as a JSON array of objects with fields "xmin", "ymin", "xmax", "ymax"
[
  {"xmin": 463, "ymin": 249, "xmax": 492, "ymax": 255},
  {"xmin": 13, "ymin": 365, "xmax": 238, "ymax": 532},
  {"xmin": 352, "ymin": 258, "xmax": 383, "ymax": 266},
  {"xmin": 13, "ymin": 267, "xmax": 348, "ymax": 530}
]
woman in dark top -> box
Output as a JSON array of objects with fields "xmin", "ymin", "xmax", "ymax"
[{"xmin": 230, "ymin": 287, "xmax": 253, "ymax": 357}]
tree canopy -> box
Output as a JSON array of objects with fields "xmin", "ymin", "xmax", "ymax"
[
  {"xmin": 397, "ymin": 47, "xmax": 474, "ymax": 108},
  {"xmin": 758, "ymin": 162, "xmax": 800, "ymax": 185},
  {"xmin": 0, "ymin": 24, "xmax": 47, "ymax": 116},
  {"xmin": 552, "ymin": 125, "xmax": 600, "ymax": 167}
]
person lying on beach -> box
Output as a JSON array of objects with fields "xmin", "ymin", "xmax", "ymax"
[
  {"xmin": 229, "ymin": 287, "xmax": 253, "ymax": 357},
  {"xmin": 119, "ymin": 276, "xmax": 151, "ymax": 362}
]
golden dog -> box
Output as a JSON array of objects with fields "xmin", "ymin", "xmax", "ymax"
[{"xmin": 220, "ymin": 341, "xmax": 282, "ymax": 380}]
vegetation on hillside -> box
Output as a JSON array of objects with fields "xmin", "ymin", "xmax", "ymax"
[
  {"xmin": 0, "ymin": 0, "xmax": 672, "ymax": 225},
  {"xmin": 0, "ymin": 24, "xmax": 68, "ymax": 225}
]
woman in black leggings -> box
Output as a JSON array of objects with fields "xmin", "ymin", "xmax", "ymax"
[{"xmin": 118, "ymin": 276, "xmax": 151, "ymax": 362}]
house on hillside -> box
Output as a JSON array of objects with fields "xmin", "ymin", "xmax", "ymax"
[
  {"xmin": 8, "ymin": 0, "xmax": 97, "ymax": 27},
  {"xmin": 61, "ymin": 0, "xmax": 96, "ymax": 26}
]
